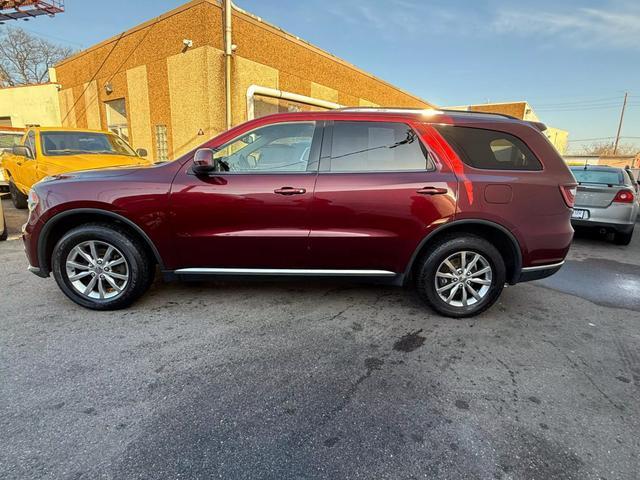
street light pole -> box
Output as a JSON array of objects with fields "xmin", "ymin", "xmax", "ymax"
[{"xmin": 613, "ymin": 92, "xmax": 628, "ymax": 155}]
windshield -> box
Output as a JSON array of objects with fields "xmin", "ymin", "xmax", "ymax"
[
  {"xmin": 41, "ymin": 131, "xmax": 137, "ymax": 157},
  {"xmin": 571, "ymin": 168, "xmax": 622, "ymax": 186},
  {"xmin": 0, "ymin": 132, "xmax": 23, "ymax": 149}
]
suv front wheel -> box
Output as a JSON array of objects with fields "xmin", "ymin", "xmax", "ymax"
[
  {"xmin": 416, "ymin": 235, "xmax": 506, "ymax": 318},
  {"xmin": 51, "ymin": 224, "xmax": 154, "ymax": 310}
]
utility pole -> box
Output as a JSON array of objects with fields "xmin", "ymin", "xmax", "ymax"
[{"xmin": 613, "ymin": 92, "xmax": 628, "ymax": 155}]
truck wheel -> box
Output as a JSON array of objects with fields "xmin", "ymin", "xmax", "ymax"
[
  {"xmin": 0, "ymin": 211, "xmax": 7, "ymax": 241},
  {"xmin": 51, "ymin": 223, "xmax": 154, "ymax": 310},
  {"xmin": 415, "ymin": 234, "xmax": 506, "ymax": 318},
  {"xmin": 9, "ymin": 180, "xmax": 28, "ymax": 209}
]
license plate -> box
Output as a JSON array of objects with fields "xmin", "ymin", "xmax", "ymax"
[{"xmin": 572, "ymin": 209, "xmax": 588, "ymax": 219}]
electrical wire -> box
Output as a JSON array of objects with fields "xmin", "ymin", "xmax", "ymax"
[{"xmin": 61, "ymin": 30, "xmax": 126, "ymax": 124}]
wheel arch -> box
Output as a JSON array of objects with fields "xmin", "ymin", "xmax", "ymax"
[
  {"xmin": 38, "ymin": 208, "xmax": 164, "ymax": 275},
  {"xmin": 404, "ymin": 219, "xmax": 523, "ymax": 285}
]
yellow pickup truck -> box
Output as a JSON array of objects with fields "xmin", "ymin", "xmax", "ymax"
[{"xmin": 1, "ymin": 126, "xmax": 152, "ymax": 208}]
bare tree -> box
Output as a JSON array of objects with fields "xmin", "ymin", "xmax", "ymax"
[
  {"xmin": 582, "ymin": 142, "xmax": 639, "ymax": 156},
  {"xmin": 0, "ymin": 26, "xmax": 73, "ymax": 87}
]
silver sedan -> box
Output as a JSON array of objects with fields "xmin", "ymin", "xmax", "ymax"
[{"xmin": 570, "ymin": 165, "xmax": 639, "ymax": 245}]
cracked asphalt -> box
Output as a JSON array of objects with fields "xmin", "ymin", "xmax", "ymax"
[{"xmin": 1, "ymin": 198, "xmax": 639, "ymax": 479}]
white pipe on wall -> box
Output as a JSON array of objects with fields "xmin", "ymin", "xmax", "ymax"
[
  {"xmin": 224, "ymin": 0, "xmax": 233, "ymax": 130},
  {"xmin": 246, "ymin": 85, "xmax": 343, "ymax": 120}
]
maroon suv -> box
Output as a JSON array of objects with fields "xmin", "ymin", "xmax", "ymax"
[{"xmin": 22, "ymin": 108, "xmax": 576, "ymax": 317}]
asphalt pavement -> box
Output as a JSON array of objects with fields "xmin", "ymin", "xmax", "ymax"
[{"xmin": 1, "ymin": 199, "xmax": 639, "ymax": 479}]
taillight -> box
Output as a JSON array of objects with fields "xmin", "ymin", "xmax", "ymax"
[
  {"xmin": 559, "ymin": 184, "xmax": 577, "ymax": 208},
  {"xmin": 613, "ymin": 189, "xmax": 635, "ymax": 203}
]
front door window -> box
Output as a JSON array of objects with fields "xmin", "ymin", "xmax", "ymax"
[{"xmin": 213, "ymin": 122, "xmax": 316, "ymax": 173}]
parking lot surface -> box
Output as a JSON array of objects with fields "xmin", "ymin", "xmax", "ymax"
[{"xmin": 1, "ymin": 199, "xmax": 639, "ymax": 479}]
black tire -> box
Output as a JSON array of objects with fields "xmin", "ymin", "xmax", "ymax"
[
  {"xmin": 0, "ymin": 211, "xmax": 7, "ymax": 241},
  {"xmin": 51, "ymin": 223, "xmax": 154, "ymax": 310},
  {"xmin": 415, "ymin": 234, "xmax": 506, "ymax": 318},
  {"xmin": 9, "ymin": 179, "xmax": 28, "ymax": 209},
  {"xmin": 614, "ymin": 229, "xmax": 633, "ymax": 246}
]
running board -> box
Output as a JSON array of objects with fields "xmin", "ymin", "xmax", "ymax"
[{"xmin": 173, "ymin": 268, "xmax": 397, "ymax": 277}]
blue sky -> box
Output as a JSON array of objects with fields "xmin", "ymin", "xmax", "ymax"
[{"xmin": 13, "ymin": 0, "xmax": 640, "ymax": 153}]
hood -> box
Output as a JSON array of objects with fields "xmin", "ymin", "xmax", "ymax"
[
  {"xmin": 40, "ymin": 159, "xmax": 165, "ymax": 183},
  {"xmin": 46, "ymin": 153, "xmax": 153, "ymax": 171}
]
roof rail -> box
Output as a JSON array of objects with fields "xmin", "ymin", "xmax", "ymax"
[
  {"xmin": 337, "ymin": 106, "xmax": 518, "ymax": 120},
  {"xmin": 438, "ymin": 109, "xmax": 518, "ymax": 120},
  {"xmin": 337, "ymin": 107, "xmax": 444, "ymax": 115}
]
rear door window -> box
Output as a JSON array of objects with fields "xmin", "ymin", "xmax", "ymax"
[
  {"xmin": 435, "ymin": 125, "xmax": 542, "ymax": 171},
  {"xmin": 327, "ymin": 121, "xmax": 433, "ymax": 172}
]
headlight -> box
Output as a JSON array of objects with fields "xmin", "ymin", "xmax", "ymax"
[{"xmin": 27, "ymin": 189, "xmax": 39, "ymax": 212}]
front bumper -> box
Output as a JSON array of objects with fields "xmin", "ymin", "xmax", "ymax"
[{"xmin": 28, "ymin": 265, "xmax": 48, "ymax": 278}]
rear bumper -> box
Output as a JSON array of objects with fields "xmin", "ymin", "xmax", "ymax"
[
  {"xmin": 517, "ymin": 261, "xmax": 564, "ymax": 283},
  {"xmin": 571, "ymin": 202, "xmax": 638, "ymax": 232},
  {"xmin": 572, "ymin": 219, "xmax": 635, "ymax": 233}
]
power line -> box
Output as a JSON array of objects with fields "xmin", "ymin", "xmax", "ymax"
[
  {"xmin": 61, "ymin": 31, "xmax": 125, "ymax": 124},
  {"xmin": 536, "ymin": 104, "xmax": 635, "ymax": 112},
  {"xmin": 534, "ymin": 96, "xmax": 623, "ymax": 108},
  {"xmin": 568, "ymin": 136, "xmax": 640, "ymax": 143}
]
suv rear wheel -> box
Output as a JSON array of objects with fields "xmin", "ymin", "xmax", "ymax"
[
  {"xmin": 9, "ymin": 179, "xmax": 28, "ymax": 209},
  {"xmin": 51, "ymin": 224, "xmax": 154, "ymax": 310},
  {"xmin": 416, "ymin": 235, "xmax": 506, "ymax": 318}
]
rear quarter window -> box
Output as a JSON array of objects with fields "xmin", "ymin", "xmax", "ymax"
[{"xmin": 435, "ymin": 125, "xmax": 542, "ymax": 171}]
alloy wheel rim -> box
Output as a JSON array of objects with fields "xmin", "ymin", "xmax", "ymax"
[
  {"xmin": 434, "ymin": 251, "xmax": 492, "ymax": 308},
  {"xmin": 65, "ymin": 240, "xmax": 129, "ymax": 300}
]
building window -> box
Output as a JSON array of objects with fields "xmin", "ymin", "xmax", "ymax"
[
  {"xmin": 105, "ymin": 98, "xmax": 129, "ymax": 142},
  {"xmin": 0, "ymin": 116, "xmax": 12, "ymax": 127},
  {"xmin": 155, "ymin": 125, "xmax": 169, "ymax": 161}
]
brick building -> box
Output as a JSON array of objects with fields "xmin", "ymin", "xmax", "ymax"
[{"xmin": 53, "ymin": 0, "xmax": 432, "ymax": 160}]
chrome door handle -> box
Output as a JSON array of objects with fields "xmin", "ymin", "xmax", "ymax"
[
  {"xmin": 274, "ymin": 187, "xmax": 306, "ymax": 195},
  {"xmin": 416, "ymin": 186, "xmax": 448, "ymax": 195}
]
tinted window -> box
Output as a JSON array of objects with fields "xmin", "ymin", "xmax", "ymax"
[
  {"xmin": 41, "ymin": 132, "xmax": 136, "ymax": 157},
  {"xmin": 214, "ymin": 122, "xmax": 315, "ymax": 173},
  {"xmin": 571, "ymin": 168, "xmax": 622, "ymax": 185},
  {"xmin": 329, "ymin": 121, "xmax": 431, "ymax": 172},
  {"xmin": 435, "ymin": 125, "xmax": 542, "ymax": 171}
]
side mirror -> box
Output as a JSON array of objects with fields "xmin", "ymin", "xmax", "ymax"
[
  {"xmin": 136, "ymin": 148, "xmax": 148, "ymax": 157},
  {"xmin": 193, "ymin": 148, "xmax": 218, "ymax": 174},
  {"xmin": 12, "ymin": 145, "xmax": 33, "ymax": 159}
]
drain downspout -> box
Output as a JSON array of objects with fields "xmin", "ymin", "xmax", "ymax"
[
  {"xmin": 246, "ymin": 85, "xmax": 343, "ymax": 120},
  {"xmin": 224, "ymin": 0, "xmax": 233, "ymax": 130}
]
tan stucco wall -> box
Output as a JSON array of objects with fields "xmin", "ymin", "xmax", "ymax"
[
  {"xmin": 126, "ymin": 65, "xmax": 153, "ymax": 156},
  {"xmin": 545, "ymin": 127, "xmax": 569, "ymax": 154},
  {"xmin": 0, "ymin": 83, "xmax": 61, "ymax": 127},
  {"xmin": 54, "ymin": 0, "xmax": 432, "ymax": 158}
]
